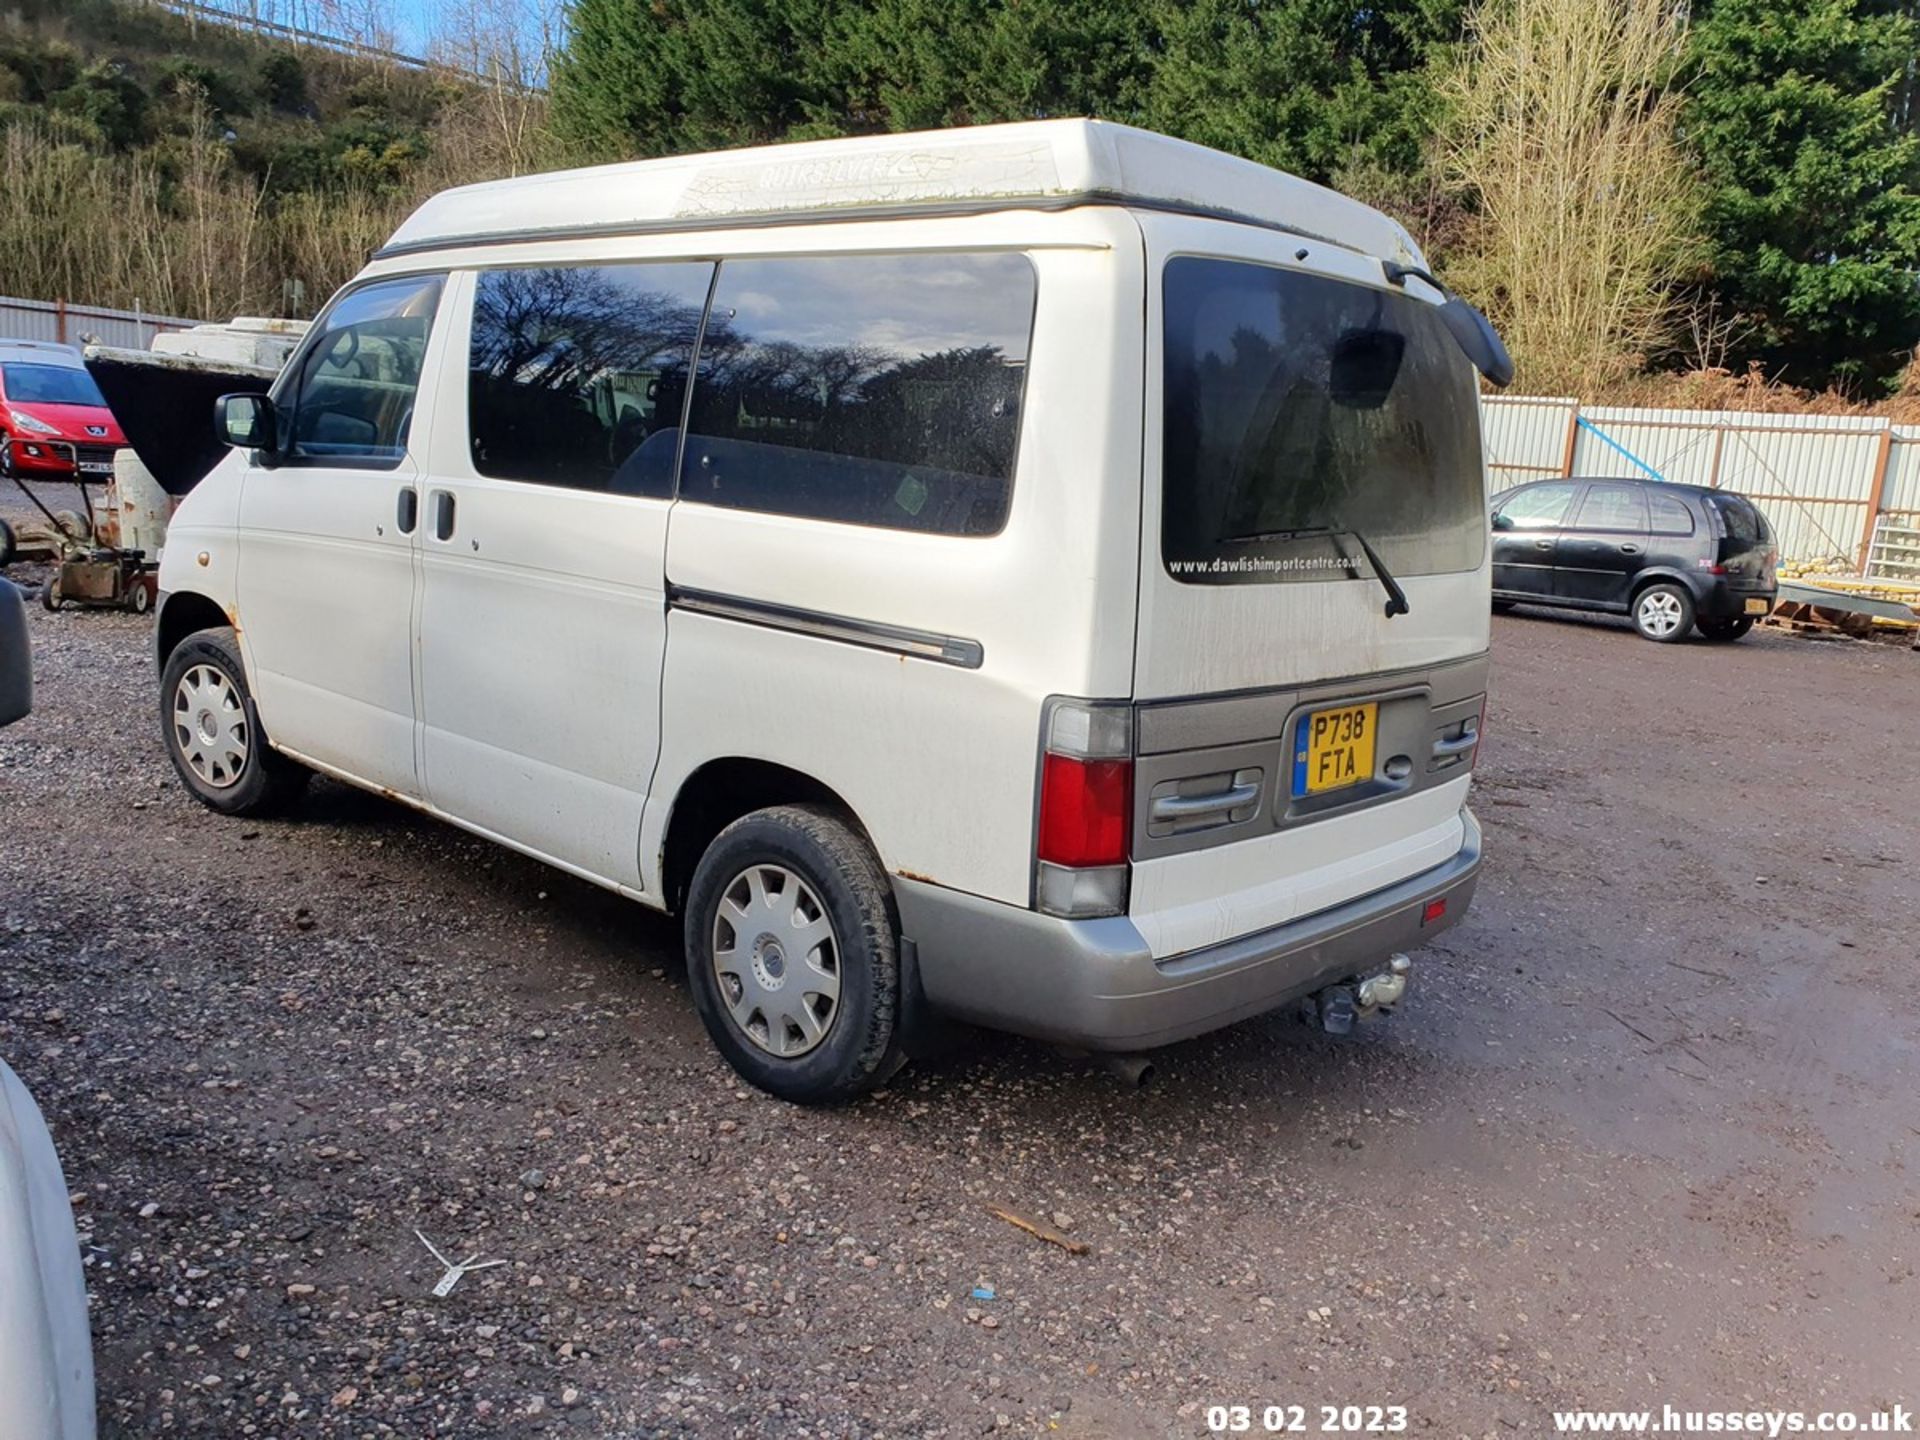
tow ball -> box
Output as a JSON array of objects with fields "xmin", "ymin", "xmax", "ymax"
[{"xmin": 1310, "ymin": 954, "xmax": 1413, "ymax": 1035}]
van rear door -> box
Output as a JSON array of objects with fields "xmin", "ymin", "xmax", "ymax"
[
  {"xmin": 1134, "ymin": 214, "xmax": 1489, "ymax": 700},
  {"xmin": 1126, "ymin": 213, "xmax": 1489, "ymax": 958}
]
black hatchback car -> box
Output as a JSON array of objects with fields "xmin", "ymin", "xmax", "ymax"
[{"xmin": 1490, "ymin": 477, "xmax": 1778, "ymax": 642}]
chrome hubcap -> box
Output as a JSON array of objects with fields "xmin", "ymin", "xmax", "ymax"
[
  {"xmin": 711, "ymin": 864, "xmax": 840, "ymax": 1058},
  {"xmin": 1639, "ymin": 591, "xmax": 1683, "ymax": 637},
  {"xmin": 172, "ymin": 664, "xmax": 249, "ymax": 789}
]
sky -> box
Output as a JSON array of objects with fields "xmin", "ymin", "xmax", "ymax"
[
  {"xmin": 389, "ymin": 0, "xmax": 442, "ymax": 55},
  {"xmin": 201, "ymin": 0, "xmax": 560, "ymax": 70},
  {"xmin": 412, "ymin": 0, "xmax": 564, "ymax": 66}
]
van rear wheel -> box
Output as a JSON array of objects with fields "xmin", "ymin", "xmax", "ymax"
[{"xmin": 684, "ymin": 804, "xmax": 901, "ymax": 1104}]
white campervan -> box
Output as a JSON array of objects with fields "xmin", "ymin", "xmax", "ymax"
[{"xmin": 155, "ymin": 120, "xmax": 1509, "ymax": 1102}]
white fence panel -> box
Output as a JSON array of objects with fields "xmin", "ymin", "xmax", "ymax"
[
  {"xmin": 1883, "ymin": 428, "xmax": 1920, "ymax": 522},
  {"xmin": 0, "ymin": 295, "xmax": 203, "ymax": 351},
  {"xmin": 1480, "ymin": 395, "xmax": 1575, "ymax": 493},
  {"xmin": 1574, "ymin": 407, "xmax": 1720, "ymax": 487},
  {"xmin": 1480, "ymin": 396, "xmax": 1908, "ymax": 567},
  {"xmin": 1765, "ymin": 501, "xmax": 1875, "ymax": 566}
]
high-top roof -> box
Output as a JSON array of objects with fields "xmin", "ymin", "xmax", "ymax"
[{"xmin": 378, "ymin": 118, "xmax": 1423, "ymax": 265}]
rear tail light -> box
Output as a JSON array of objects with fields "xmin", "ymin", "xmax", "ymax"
[
  {"xmin": 1038, "ymin": 754, "xmax": 1130, "ymax": 867},
  {"xmin": 1696, "ymin": 558, "xmax": 1727, "ymax": 575},
  {"xmin": 1035, "ymin": 700, "xmax": 1132, "ymax": 919}
]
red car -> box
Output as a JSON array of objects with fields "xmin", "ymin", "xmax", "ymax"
[{"xmin": 0, "ymin": 340, "xmax": 126, "ymax": 483}]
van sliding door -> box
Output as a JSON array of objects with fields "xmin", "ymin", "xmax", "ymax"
[{"xmin": 410, "ymin": 261, "xmax": 715, "ymax": 892}]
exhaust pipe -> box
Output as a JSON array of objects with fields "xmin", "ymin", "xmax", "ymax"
[{"xmin": 1095, "ymin": 1053, "xmax": 1157, "ymax": 1088}]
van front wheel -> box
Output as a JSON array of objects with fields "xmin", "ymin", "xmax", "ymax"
[
  {"xmin": 684, "ymin": 804, "xmax": 901, "ymax": 1104},
  {"xmin": 159, "ymin": 626, "xmax": 309, "ymax": 816}
]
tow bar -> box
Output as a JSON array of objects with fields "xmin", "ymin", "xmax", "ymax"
[{"xmin": 1311, "ymin": 954, "xmax": 1413, "ymax": 1035}]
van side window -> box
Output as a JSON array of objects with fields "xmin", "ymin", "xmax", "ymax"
[
  {"xmin": 468, "ymin": 262, "xmax": 715, "ymax": 496},
  {"xmin": 681, "ymin": 253, "xmax": 1036, "ymax": 536},
  {"xmin": 283, "ymin": 274, "xmax": 443, "ymax": 468},
  {"xmin": 1498, "ymin": 482, "xmax": 1578, "ymax": 529},
  {"xmin": 1573, "ymin": 483, "xmax": 1649, "ymax": 532},
  {"xmin": 1648, "ymin": 491, "xmax": 1695, "ymax": 535}
]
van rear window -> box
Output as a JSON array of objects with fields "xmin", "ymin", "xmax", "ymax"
[{"xmin": 1161, "ymin": 257, "xmax": 1485, "ymax": 585}]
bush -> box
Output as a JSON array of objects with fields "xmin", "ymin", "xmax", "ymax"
[
  {"xmin": 259, "ymin": 51, "xmax": 308, "ymax": 113},
  {"xmin": 156, "ymin": 58, "xmax": 254, "ymax": 119},
  {"xmin": 50, "ymin": 59, "xmax": 147, "ymax": 149}
]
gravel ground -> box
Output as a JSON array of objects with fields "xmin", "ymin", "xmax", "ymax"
[{"xmin": 2, "ymin": 541, "xmax": 1917, "ymax": 1438}]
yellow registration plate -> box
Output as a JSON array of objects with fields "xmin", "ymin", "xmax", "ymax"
[
  {"xmin": 1294, "ymin": 702, "xmax": 1379, "ymax": 796},
  {"xmin": 1744, "ymin": 598, "xmax": 1770, "ymax": 616}
]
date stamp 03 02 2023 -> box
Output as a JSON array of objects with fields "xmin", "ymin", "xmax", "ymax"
[{"xmin": 1205, "ymin": 1404, "xmax": 1411, "ymax": 1434}]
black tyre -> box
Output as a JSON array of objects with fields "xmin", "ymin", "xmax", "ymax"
[
  {"xmin": 1698, "ymin": 616, "xmax": 1754, "ymax": 642},
  {"xmin": 1631, "ymin": 582, "xmax": 1695, "ymax": 643},
  {"xmin": 1492, "ymin": 598, "xmax": 1517, "ymax": 614},
  {"xmin": 40, "ymin": 576, "xmax": 61, "ymax": 612},
  {"xmin": 159, "ymin": 625, "xmax": 308, "ymax": 816},
  {"xmin": 684, "ymin": 804, "xmax": 901, "ymax": 1104},
  {"xmin": 126, "ymin": 577, "xmax": 151, "ymax": 615},
  {"xmin": 0, "ymin": 517, "xmax": 15, "ymax": 568}
]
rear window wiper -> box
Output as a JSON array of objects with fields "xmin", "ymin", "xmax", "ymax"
[{"xmin": 1219, "ymin": 524, "xmax": 1410, "ymax": 618}]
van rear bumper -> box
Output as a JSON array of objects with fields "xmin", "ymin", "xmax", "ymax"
[{"xmin": 896, "ymin": 808, "xmax": 1481, "ymax": 1051}]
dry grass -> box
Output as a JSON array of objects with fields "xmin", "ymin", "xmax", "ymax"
[
  {"xmin": 1600, "ymin": 353, "xmax": 1920, "ymax": 420},
  {"xmin": 1444, "ymin": 0, "xmax": 1702, "ymax": 398},
  {"xmin": 0, "ymin": 0, "xmax": 563, "ymax": 330},
  {"xmin": 0, "ymin": 74, "xmax": 553, "ymax": 322}
]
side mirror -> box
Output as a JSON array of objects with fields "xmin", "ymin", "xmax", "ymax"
[
  {"xmin": 1491, "ymin": 513, "xmax": 1514, "ymax": 532},
  {"xmin": 0, "ymin": 579, "xmax": 31, "ymax": 728},
  {"xmin": 1439, "ymin": 297, "xmax": 1515, "ymax": 389},
  {"xmin": 1381, "ymin": 263, "xmax": 1516, "ymax": 388},
  {"xmin": 216, "ymin": 393, "xmax": 279, "ymax": 454}
]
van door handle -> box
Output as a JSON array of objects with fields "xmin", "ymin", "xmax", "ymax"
[
  {"xmin": 1150, "ymin": 781, "xmax": 1260, "ymax": 822},
  {"xmin": 396, "ymin": 486, "xmax": 418, "ymax": 535},
  {"xmin": 1533, "ymin": 539, "xmax": 1554, "ymax": 550},
  {"xmin": 431, "ymin": 490, "xmax": 456, "ymax": 541},
  {"xmin": 1618, "ymin": 543, "xmax": 1641, "ymax": 555}
]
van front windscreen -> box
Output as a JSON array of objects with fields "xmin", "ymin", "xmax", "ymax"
[{"xmin": 1161, "ymin": 256, "xmax": 1485, "ymax": 587}]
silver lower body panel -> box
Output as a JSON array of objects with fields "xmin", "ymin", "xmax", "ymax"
[{"xmin": 895, "ymin": 809, "xmax": 1482, "ymax": 1050}]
